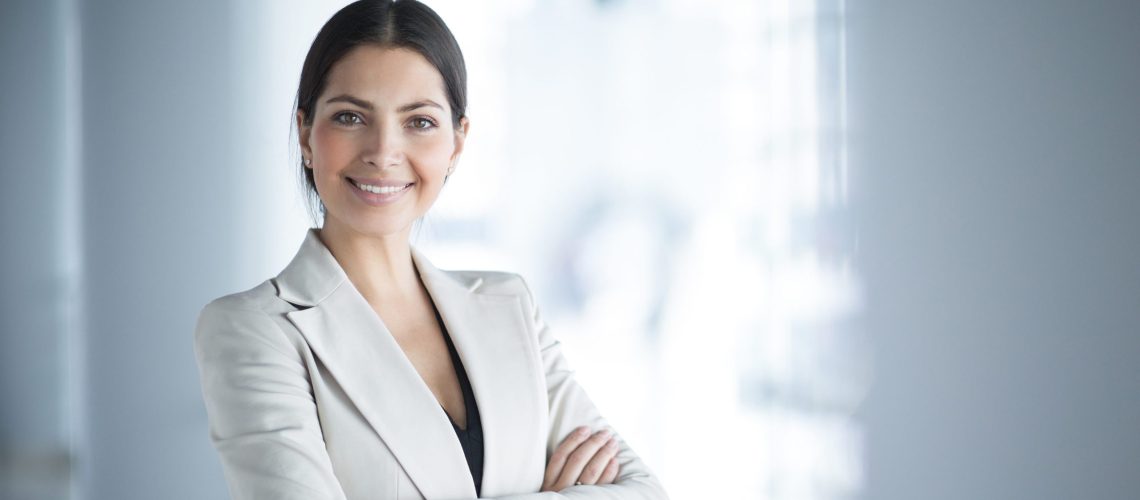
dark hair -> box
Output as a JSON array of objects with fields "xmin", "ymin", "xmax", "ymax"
[{"xmin": 294, "ymin": 0, "xmax": 467, "ymax": 219}]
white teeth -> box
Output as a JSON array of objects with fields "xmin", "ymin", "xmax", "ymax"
[{"xmin": 353, "ymin": 180, "xmax": 409, "ymax": 194}]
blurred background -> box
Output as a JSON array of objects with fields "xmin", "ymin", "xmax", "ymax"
[{"xmin": 1, "ymin": 0, "xmax": 1138, "ymax": 499}]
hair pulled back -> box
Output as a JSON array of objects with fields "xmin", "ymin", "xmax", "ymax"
[{"xmin": 294, "ymin": 0, "xmax": 467, "ymax": 218}]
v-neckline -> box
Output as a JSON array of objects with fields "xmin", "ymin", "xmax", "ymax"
[{"xmin": 437, "ymin": 306, "xmax": 473, "ymax": 431}]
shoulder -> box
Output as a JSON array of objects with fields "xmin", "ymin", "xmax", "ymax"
[
  {"xmin": 441, "ymin": 268, "xmax": 533, "ymax": 296},
  {"xmin": 197, "ymin": 280, "xmax": 281, "ymax": 323},
  {"xmin": 194, "ymin": 281, "xmax": 295, "ymax": 353},
  {"xmin": 437, "ymin": 268, "xmax": 546, "ymax": 319},
  {"xmin": 203, "ymin": 280, "xmax": 279, "ymax": 311}
]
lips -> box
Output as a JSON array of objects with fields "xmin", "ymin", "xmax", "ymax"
[
  {"xmin": 344, "ymin": 176, "xmax": 414, "ymax": 206},
  {"xmin": 348, "ymin": 177, "xmax": 414, "ymax": 194}
]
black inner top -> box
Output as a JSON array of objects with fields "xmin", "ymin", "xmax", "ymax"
[{"xmin": 437, "ymin": 310, "xmax": 484, "ymax": 496}]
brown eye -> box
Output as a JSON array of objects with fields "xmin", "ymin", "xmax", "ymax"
[
  {"xmin": 333, "ymin": 112, "xmax": 364, "ymax": 126},
  {"xmin": 409, "ymin": 117, "xmax": 437, "ymax": 130}
]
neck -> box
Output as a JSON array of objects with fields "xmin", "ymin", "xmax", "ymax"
[{"xmin": 317, "ymin": 220, "xmax": 422, "ymax": 304}]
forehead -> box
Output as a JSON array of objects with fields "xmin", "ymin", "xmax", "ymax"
[{"xmin": 320, "ymin": 45, "xmax": 447, "ymax": 106}]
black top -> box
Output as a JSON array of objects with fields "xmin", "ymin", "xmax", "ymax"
[{"xmin": 438, "ymin": 311, "xmax": 484, "ymax": 496}]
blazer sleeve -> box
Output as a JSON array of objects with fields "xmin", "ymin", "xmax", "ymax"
[
  {"xmin": 491, "ymin": 276, "xmax": 669, "ymax": 500},
  {"xmin": 194, "ymin": 298, "xmax": 348, "ymax": 500}
]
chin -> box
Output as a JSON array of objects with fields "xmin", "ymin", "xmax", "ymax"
[
  {"xmin": 352, "ymin": 219, "xmax": 416, "ymax": 239},
  {"xmin": 320, "ymin": 209, "xmax": 411, "ymax": 238}
]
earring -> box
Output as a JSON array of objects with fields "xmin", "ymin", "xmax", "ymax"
[{"xmin": 304, "ymin": 158, "xmax": 312, "ymax": 167}]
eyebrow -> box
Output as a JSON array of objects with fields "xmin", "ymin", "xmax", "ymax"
[{"xmin": 324, "ymin": 94, "xmax": 444, "ymax": 113}]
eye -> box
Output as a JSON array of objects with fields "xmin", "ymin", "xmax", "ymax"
[
  {"xmin": 408, "ymin": 117, "xmax": 438, "ymax": 131},
  {"xmin": 332, "ymin": 111, "xmax": 364, "ymax": 126}
]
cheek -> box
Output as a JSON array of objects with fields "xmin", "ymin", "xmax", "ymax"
[
  {"xmin": 311, "ymin": 126, "xmax": 356, "ymax": 163},
  {"xmin": 409, "ymin": 138, "xmax": 456, "ymax": 173},
  {"xmin": 309, "ymin": 130, "xmax": 348, "ymax": 192}
]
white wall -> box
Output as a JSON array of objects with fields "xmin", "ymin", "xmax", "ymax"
[{"xmin": 850, "ymin": 1, "xmax": 1140, "ymax": 498}]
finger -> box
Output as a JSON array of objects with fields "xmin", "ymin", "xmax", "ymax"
[
  {"xmin": 544, "ymin": 427, "xmax": 589, "ymax": 490},
  {"xmin": 598, "ymin": 457, "xmax": 620, "ymax": 485},
  {"xmin": 543, "ymin": 426, "xmax": 590, "ymax": 491},
  {"xmin": 577, "ymin": 436, "xmax": 619, "ymax": 485},
  {"xmin": 555, "ymin": 429, "xmax": 612, "ymax": 489}
]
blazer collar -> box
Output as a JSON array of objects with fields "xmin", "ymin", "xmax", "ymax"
[
  {"xmin": 274, "ymin": 229, "xmax": 345, "ymax": 307},
  {"xmin": 271, "ymin": 229, "xmax": 546, "ymax": 497}
]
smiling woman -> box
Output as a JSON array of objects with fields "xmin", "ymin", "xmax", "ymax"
[
  {"xmin": 192, "ymin": 1, "xmax": 667, "ymax": 499},
  {"xmin": 300, "ymin": 46, "xmax": 464, "ymax": 238}
]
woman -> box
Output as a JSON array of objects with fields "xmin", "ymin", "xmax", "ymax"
[{"xmin": 193, "ymin": 1, "xmax": 667, "ymax": 498}]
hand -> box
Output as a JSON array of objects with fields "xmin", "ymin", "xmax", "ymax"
[{"xmin": 541, "ymin": 426, "xmax": 621, "ymax": 491}]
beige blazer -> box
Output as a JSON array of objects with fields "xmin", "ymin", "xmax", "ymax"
[{"xmin": 194, "ymin": 229, "xmax": 668, "ymax": 499}]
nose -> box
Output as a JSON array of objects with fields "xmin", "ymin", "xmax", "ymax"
[{"xmin": 361, "ymin": 122, "xmax": 405, "ymax": 168}]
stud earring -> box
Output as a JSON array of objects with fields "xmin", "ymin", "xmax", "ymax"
[{"xmin": 304, "ymin": 158, "xmax": 312, "ymax": 167}]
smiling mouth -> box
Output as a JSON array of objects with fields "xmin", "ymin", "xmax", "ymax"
[{"xmin": 348, "ymin": 178, "xmax": 414, "ymax": 194}]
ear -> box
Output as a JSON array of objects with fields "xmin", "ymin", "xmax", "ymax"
[
  {"xmin": 450, "ymin": 116, "xmax": 470, "ymax": 170},
  {"xmin": 297, "ymin": 110, "xmax": 313, "ymax": 166}
]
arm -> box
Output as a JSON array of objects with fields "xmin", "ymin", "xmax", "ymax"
[
  {"xmin": 492, "ymin": 277, "xmax": 669, "ymax": 499},
  {"xmin": 193, "ymin": 298, "xmax": 348, "ymax": 500}
]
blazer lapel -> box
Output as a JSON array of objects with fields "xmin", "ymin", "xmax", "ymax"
[
  {"xmin": 413, "ymin": 248, "xmax": 548, "ymax": 496},
  {"xmin": 275, "ymin": 230, "xmax": 475, "ymax": 499}
]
